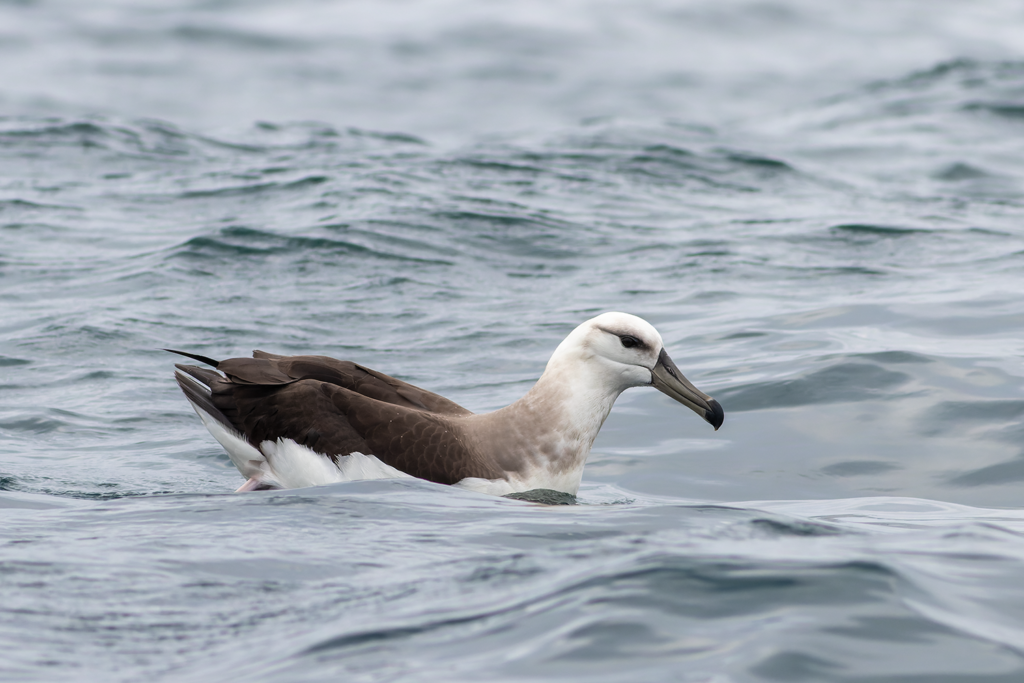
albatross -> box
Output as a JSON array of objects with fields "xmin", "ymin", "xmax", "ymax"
[{"xmin": 169, "ymin": 312, "xmax": 723, "ymax": 496}]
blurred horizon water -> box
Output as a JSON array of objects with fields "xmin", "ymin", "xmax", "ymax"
[{"xmin": 3, "ymin": 1, "xmax": 1024, "ymax": 681}]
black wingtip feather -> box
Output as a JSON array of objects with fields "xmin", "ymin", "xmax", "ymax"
[
  {"xmin": 173, "ymin": 365, "xmax": 234, "ymax": 430},
  {"xmin": 164, "ymin": 349, "xmax": 221, "ymax": 367},
  {"xmin": 174, "ymin": 363, "xmax": 222, "ymax": 386}
]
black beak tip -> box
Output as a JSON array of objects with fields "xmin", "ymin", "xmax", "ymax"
[{"xmin": 705, "ymin": 399, "xmax": 724, "ymax": 431}]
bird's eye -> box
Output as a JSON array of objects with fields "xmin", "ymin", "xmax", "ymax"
[{"xmin": 620, "ymin": 335, "xmax": 641, "ymax": 349}]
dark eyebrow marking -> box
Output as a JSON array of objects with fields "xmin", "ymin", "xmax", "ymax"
[
  {"xmin": 619, "ymin": 335, "xmax": 642, "ymax": 349},
  {"xmin": 598, "ymin": 326, "xmax": 648, "ymax": 350}
]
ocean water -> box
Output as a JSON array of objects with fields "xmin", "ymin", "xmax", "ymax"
[{"xmin": 3, "ymin": 1, "xmax": 1024, "ymax": 680}]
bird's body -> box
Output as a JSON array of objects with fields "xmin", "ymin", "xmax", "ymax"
[{"xmin": 171, "ymin": 313, "xmax": 723, "ymax": 495}]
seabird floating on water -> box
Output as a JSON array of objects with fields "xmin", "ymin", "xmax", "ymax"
[{"xmin": 169, "ymin": 312, "xmax": 723, "ymax": 496}]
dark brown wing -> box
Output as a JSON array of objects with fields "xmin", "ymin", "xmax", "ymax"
[
  {"xmin": 219, "ymin": 352, "xmax": 473, "ymax": 416},
  {"xmin": 324, "ymin": 385, "xmax": 503, "ymax": 484},
  {"xmin": 219, "ymin": 379, "xmax": 369, "ymax": 459},
  {"xmin": 171, "ymin": 351, "xmax": 498, "ymax": 485}
]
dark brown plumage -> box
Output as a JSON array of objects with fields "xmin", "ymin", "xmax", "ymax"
[{"xmin": 170, "ymin": 350, "xmax": 506, "ymax": 485}]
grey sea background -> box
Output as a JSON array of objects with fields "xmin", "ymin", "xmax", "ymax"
[{"xmin": 4, "ymin": 1, "xmax": 1024, "ymax": 680}]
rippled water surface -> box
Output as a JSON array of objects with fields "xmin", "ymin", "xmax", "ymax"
[{"xmin": 3, "ymin": 1, "xmax": 1024, "ymax": 681}]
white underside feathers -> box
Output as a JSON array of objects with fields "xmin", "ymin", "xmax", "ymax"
[
  {"xmin": 190, "ymin": 404, "xmax": 269, "ymax": 481},
  {"xmin": 453, "ymin": 463, "xmax": 584, "ymax": 496},
  {"xmin": 452, "ymin": 477, "xmax": 518, "ymax": 496},
  {"xmin": 259, "ymin": 438, "xmax": 413, "ymax": 489}
]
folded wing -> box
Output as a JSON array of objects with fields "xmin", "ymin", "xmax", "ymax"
[{"xmin": 171, "ymin": 350, "xmax": 501, "ymax": 484}]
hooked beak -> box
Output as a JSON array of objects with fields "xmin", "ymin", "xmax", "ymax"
[{"xmin": 650, "ymin": 348, "xmax": 724, "ymax": 430}]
